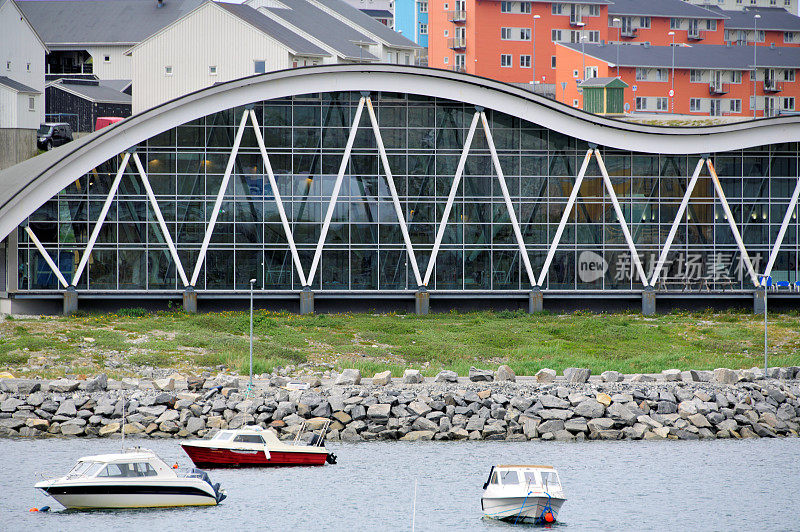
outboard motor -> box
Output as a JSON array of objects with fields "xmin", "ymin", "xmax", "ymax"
[{"xmin": 326, "ymin": 453, "xmax": 337, "ymax": 465}]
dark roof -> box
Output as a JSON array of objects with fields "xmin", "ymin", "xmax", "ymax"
[
  {"xmin": 50, "ymin": 79, "xmax": 131, "ymax": 104},
  {"xmin": 527, "ymin": 0, "xmax": 610, "ymax": 4},
  {"xmin": 98, "ymin": 79, "xmax": 132, "ymax": 93},
  {"xmin": 559, "ymin": 42, "xmax": 800, "ymax": 69},
  {"xmin": 217, "ymin": 2, "xmax": 328, "ymax": 56},
  {"xmin": 608, "ymin": 0, "xmax": 726, "ymax": 19},
  {"xmin": 0, "ymin": 76, "xmax": 39, "ymax": 93},
  {"xmin": 579, "ymin": 77, "xmax": 628, "ymax": 88},
  {"xmin": 260, "ymin": 0, "xmax": 381, "ymax": 60},
  {"xmin": 712, "ymin": 7, "xmax": 800, "ymax": 32},
  {"xmin": 310, "ymin": 0, "xmax": 418, "ymax": 48},
  {"xmin": 17, "ymin": 0, "xmax": 204, "ymax": 45},
  {"xmin": 360, "ymin": 9, "xmax": 393, "ymax": 18}
]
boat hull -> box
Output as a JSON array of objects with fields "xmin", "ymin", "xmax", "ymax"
[
  {"xmin": 181, "ymin": 444, "xmax": 328, "ymax": 467},
  {"xmin": 482, "ymin": 496, "xmax": 565, "ymax": 523},
  {"xmin": 39, "ymin": 484, "xmax": 218, "ymax": 509}
]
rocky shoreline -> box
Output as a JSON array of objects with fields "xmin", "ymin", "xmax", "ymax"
[{"xmin": 1, "ymin": 365, "xmax": 799, "ymax": 442}]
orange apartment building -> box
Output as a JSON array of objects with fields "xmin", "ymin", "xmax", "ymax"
[{"xmin": 427, "ymin": 0, "xmax": 800, "ymax": 116}]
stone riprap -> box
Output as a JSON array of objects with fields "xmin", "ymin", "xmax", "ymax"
[{"xmin": 0, "ymin": 367, "xmax": 799, "ymax": 442}]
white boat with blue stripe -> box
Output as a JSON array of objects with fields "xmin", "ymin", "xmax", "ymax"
[{"xmin": 481, "ymin": 465, "xmax": 566, "ymax": 524}]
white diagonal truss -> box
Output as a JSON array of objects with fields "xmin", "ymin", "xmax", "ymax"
[
  {"xmin": 24, "ymin": 225, "xmax": 69, "ymax": 288},
  {"xmin": 706, "ymin": 159, "xmax": 760, "ymax": 287},
  {"xmin": 306, "ymin": 96, "xmax": 366, "ymax": 286},
  {"xmin": 423, "ymin": 110, "xmax": 481, "ymax": 286},
  {"xmin": 762, "ymin": 175, "xmax": 800, "ymax": 282},
  {"xmin": 72, "ymin": 151, "xmax": 132, "ymax": 287},
  {"xmin": 479, "ymin": 111, "xmax": 536, "ymax": 287},
  {"xmin": 537, "ymin": 149, "xmax": 593, "ymax": 286},
  {"xmin": 365, "ymin": 96, "xmax": 423, "ymax": 287},
  {"xmin": 249, "ymin": 108, "xmax": 308, "ymax": 287},
  {"xmin": 132, "ymin": 152, "xmax": 190, "ymax": 287},
  {"xmin": 649, "ymin": 157, "xmax": 707, "ymax": 286},
  {"xmin": 190, "ymin": 110, "xmax": 250, "ymax": 287},
  {"xmin": 594, "ymin": 149, "xmax": 648, "ymax": 287}
]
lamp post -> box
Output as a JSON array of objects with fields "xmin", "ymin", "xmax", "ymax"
[
  {"xmin": 532, "ymin": 14, "xmax": 540, "ymax": 86},
  {"xmin": 753, "ymin": 14, "xmax": 761, "ymax": 118},
  {"xmin": 613, "ymin": 17, "xmax": 621, "ymax": 77},
  {"xmin": 668, "ymin": 31, "xmax": 675, "ymax": 113},
  {"xmin": 249, "ymin": 278, "xmax": 256, "ymax": 390}
]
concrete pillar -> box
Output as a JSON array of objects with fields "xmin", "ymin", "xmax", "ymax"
[
  {"xmin": 299, "ymin": 287, "xmax": 314, "ymax": 315},
  {"xmin": 754, "ymin": 288, "xmax": 766, "ymax": 315},
  {"xmin": 415, "ymin": 286, "xmax": 429, "ymax": 315},
  {"xmin": 183, "ymin": 287, "xmax": 197, "ymax": 313},
  {"xmin": 642, "ymin": 286, "xmax": 656, "ymax": 316},
  {"xmin": 528, "ymin": 287, "xmax": 543, "ymax": 313},
  {"xmin": 63, "ymin": 286, "xmax": 78, "ymax": 315}
]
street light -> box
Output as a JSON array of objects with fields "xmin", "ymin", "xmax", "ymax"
[
  {"xmin": 612, "ymin": 17, "xmax": 621, "ymax": 77},
  {"xmin": 753, "ymin": 13, "xmax": 761, "ymax": 118},
  {"xmin": 532, "ymin": 14, "xmax": 541, "ymax": 86},
  {"xmin": 249, "ymin": 278, "xmax": 256, "ymax": 390},
  {"xmin": 668, "ymin": 31, "xmax": 675, "ymax": 113}
]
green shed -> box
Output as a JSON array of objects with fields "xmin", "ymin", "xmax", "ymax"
[{"xmin": 579, "ymin": 77, "xmax": 628, "ymax": 116}]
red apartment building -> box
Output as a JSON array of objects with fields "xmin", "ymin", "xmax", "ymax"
[{"xmin": 427, "ymin": 0, "xmax": 800, "ymax": 116}]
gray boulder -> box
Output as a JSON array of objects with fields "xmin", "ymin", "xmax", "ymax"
[
  {"xmin": 49, "ymin": 379, "xmax": 80, "ymax": 393},
  {"xmin": 372, "ymin": 371, "xmax": 392, "ymax": 386},
  {"xmin": 564, "ymin": 368, "xmax": 591, "ymax": 384},
  {"xmin": 55, "ymin": 400, "xmax": 77, "ymax": 417},
  {"xmin": 367, "ymin": 404, "xmax": 391, "ymax": 420},
  {"xmin": 403, "ymin": 369, "xmax": 423, "ymax": 384},
  {"xmin": 574, "ymin": 399, "xmax": 605, "ymax": 419},
  {"xmin": 468, "ymin": 367, "xmax": 494, "ymax": 382},
  {"xmin": 713, "ymin": 368, "xmax": 738, "ymax": 385},
  {"xmin": 601, "ymin": 370, "xmax": 623, "ymax": 383},
  {"xmin": 662, "ymin": 369, "xmax": 681, "ymax": 382},
  {"xmin": 535, "ymin": 368, "xmax": 556, "ymax": 383},
  {"xmin": 495, "ymin": 365, "xmax": 516, "ymax": 382},
  {"xmin": 84, "ymin": 373, "xmax": 108, "ymax": 392},
  {"xmin": 185, "ymin": 417, "xmax": 206, "ymax": 434},
  {"xmin": 335, "ymin": 369, "xmax": 362, "ymax": 386},
  {"xmin": 434, "ymin": 370, "xmax": 458, "ymax": 383}
]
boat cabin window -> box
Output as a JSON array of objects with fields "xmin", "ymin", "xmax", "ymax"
[
  {"xmin": 490, "ymin": 471, "xmax": 499, "ymax": 485},
  {"xmin": 500, "ymin": 470, "xmax": 519, "ymax": 485},
  {"xmin": 233, "ymin": 434, "xmax": 265, "ymax": 444},
  {"xmin": 212, "ymin": 431, "xmax": 235, "ymax": 441},
  {"xmin": 66, "ymin": 462, "xmax": 93, "ymax": 478},
  {"xmin": 97, "ymin": 462, "xmax": 157, "ymax": 478},
  {"xmin": 541, "ymin": 471, "xmax": 561, "ymax": 488},
  {"xmin": 523, "ymin": 472, "xmax": 539, "ymax": 486}
]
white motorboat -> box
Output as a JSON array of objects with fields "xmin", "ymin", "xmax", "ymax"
[
  {"xmin": 481, "ymin": 465, "xmax": 566, "ymax": 524},
  {"xmin": 34, "ymin": 448, "xmax": 226, "ymax": 509}
]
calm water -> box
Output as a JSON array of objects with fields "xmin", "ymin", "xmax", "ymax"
[{"xmin": 2, "ymin": 437, "xmax": 799, "ymax": 531}]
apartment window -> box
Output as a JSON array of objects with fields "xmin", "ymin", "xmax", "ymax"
[
  {"xmin": 164, "ymin": 65, "xmax": 173, "ymax": 76},
  {"xmin": 501, "ymin": 27, "xmax": 512, "ymax": 40},
  {"xmin": 724, "ymin": 29, "xmax": 733, "ymax": 41},
  {"xmin": 501, "ymin": 54, "xmax": 512, "ymax": 67},
  {"xmin": 706, "ymin": 20, "xmax": 717, "ymax": 31},
  {"xmin": 28, "ymin": 96, "xmax": 34, "ymax": 111},
  {"xmin": 573, "ymin": 69, "xmax": 579, "ymax": 78},
  {"xmin": 783, "ymin": 97, "xmax": 795, "ymax": 110},
  {"xmin": 573, "ymin": 99, "xmax": 579, "ymax": 107},
  {"xmin": 104, "ymin": 55, "xmax": 110, "ymax": 63},
  {"xmin": 5, "ymin": 61, "xmax": 10, "ymax": 70},
  {"xmin": 785, "ymin": 32, "xmax": 796, "ymax": 43},
  {"xmin": 771, "ymin": 0, "xmax": 777, "ymax": 4},
  {"xmin": 520, "ymin": 2, "xmax": 531, "ymax": 13},
  {"xmin": 690, "ymin": 98, "xmax": 701, "ymax": 112},
  {"xmin": 585, "ymin": 66, "xmax": 598, "ymax": 79},
  {"xmin": 443, "ymin": 3, "xmax": 448, "ymax": 9},
  {"xmin": 690, "ymin": 69, "xmax": 703, "ymax": 82},
  {"xmin": 670, "ymin": 18, "xmax": 680, "ymax": 30},
  {"xmin": 635, "ymin": 68, "xmax": 647, "ymax": 81},
  {"xmin": 209, "ymin": 65, "xmax": 217, "ymax": 76},
  {"xmin": 254, "ymin": 60, "xmax": 266, "ymax": 74},
  {"xmin": 501, "ymin": 1, "xmax": 511, "ymax": 12},
  {"xmin": 444, "ymin": 29, "xmax": 449, "ymax": 36},
  {"xmin": 569, "ymin": 30, "xmax": 581, "ymax": 43},
  {"xmin": 654, "ymin": 68, "xmax": 667, "ymax": 81},
  {"xmin": 551, "ymin": 29, "xmax": 562, "ymax": 42},
  {"xmin": 656, "ymin": 97, "xmax": 668, "ymax": 111},
  {"xmin": 443, "ymin": 56, "xmax": 449, "ymax": 64},
  {"xmin": 636, "ymin": 96, "xmax": 646, "ymax": 110},
  {"xmin": 786, "ymin": 0, "xmax": 791, "ymax": 5},
  {"xmin": 588, "ymin": 5, "xmax": 599, "ymax": 16},
  {"xmin": 520, "ymin": 28, "xmax": 531, "ymax": 40},
  {"xmin": 419, "ymin": 1, "xmax": 427, "ymax": 12},
  {"xmin": 784, "ymin": 69, "xmax": 795, "ymax": 82},
  {"xmin": 639, "ymin": 17, "xmax": 651, "ymax": 29},
  {"xmin": 588, "ymin": 31, "xmax": 600, "ymax": 43},
  {"xmin": 756, "ymin": 30, "xmax": 765, "ymax": 42},
  {"xmin": 552, "ymin": 3, "xmax": 563, "ymax": 14},
  {"xmin": 520, "ymin": 55, "xmax": 531, "ymax": 67},
  {"xmin": 731, "ymin": 71, "xmax": 742, "ymax": 83},
  {"xmin": 551, "ymin": 56, "xmax": 556, "ymax": 68},
  {"xmin": 26, "ymin": 62, "xmax": 30, "ymax": 72},
  {"xmin": 730, "ymin": 99, "xmax": 742, "ymax": 113},
  {"xmin": 419, "ymin": 23, "xmax": 427, "ymax": 35}
]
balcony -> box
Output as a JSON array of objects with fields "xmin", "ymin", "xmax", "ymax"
[
  {"xmin": 764, "ymin": 80, "xmax": 783, "ymax": 92},
  {"xmin": 688, "ymin": 29, "xmax": 706, "ymax": 41},
  {"xmin": 569, "ymin": 15, "xmax": 583, "ymax": 26},
  {"xmin": 448, "ymin": 37, "xmax": 466, "ymax": 50},
  {"xmin": 620, "ymin": 27, "xmax": 637, "ymax": 38},
  {"xmin": 447, "ymin": 10, "xmax": 466, "ymax": 23},
  {"xmin": 449, "ymin": 65, "xmax": 466, "ymax": 73},
  {"xmin": 709, "ymin": 82, "xmax": 729, "ymax": 95}
]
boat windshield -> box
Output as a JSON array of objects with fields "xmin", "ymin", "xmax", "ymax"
[
  {"xmin": 97, "ymin": 462, "xmax": 159, "ymax": 477},
  {"xmin": 66, "ymin": 462, "xmax": 104, "ymax": 479},
  {"xmin": 523, "ymin": 472, "xmax": 539, "ymax": 486},
  {"xmin": 499, "ymin": 470, "xmax": 519, "ymax": 485},
  {"xmin": 541, "ymin": 471, "xmax": 561, "ymax": 489},
  {"xmin": 212, "ymin": 431, "xmax": 235, "ymax": 441}
]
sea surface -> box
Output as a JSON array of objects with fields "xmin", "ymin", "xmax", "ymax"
[{"xmin": 2, "ymin": 437, "xmax": 799, "ymax": 531}]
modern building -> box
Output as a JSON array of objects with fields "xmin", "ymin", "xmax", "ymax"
[
  {"xmin": 0, "ymin": 65, "xmax": 797, "ymax": 316},
  {"xmin": 556, "ymin": 42, "xmax": 800, "ymax": 117},
  {"xmin": 0, "ymin": 0, "xmax": 46, "ymax": 170},
  {"xmin": 45, "ymin": 79, "xmax": 132, "ymax": 133},
  {"xmin": 690, "ymin": 0, "xmax": 797, "ymax": 16},
  {"xmin": 341, "ymin": 0, "xmax": 395, "ymax": 26},
  {"xmin": 716, "ymin": 7, "xmax": 800, "ymax": 46},
  {"xmin": 395, "ymin": 0, "xmax": 429, "ymax": 51}
]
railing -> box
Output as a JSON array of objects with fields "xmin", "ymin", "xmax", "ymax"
[
  {"xmin": 447, "ymin": 9, "xmax": 466, "ymax": 22},
  {"xmin": 764, "ymin": 80, "xmax": 783, "ymax": 92},
  {"xmin": 449, "ymin": 65, "xmax": 466, "ymax": 73},
  {"xmin": 620, "ymin": 27, "xmax": 637, "ymax": 38},
  {"xmin": 708, "ymin": 82, "xmax": 729, "ymax": 95},
  {"xmin": 447, "ymin": 37, "xmax": 466, "ymax": 50},
  {"xmin": 688, "ymin": 29, "xmax": 706, "ymax": 40}
]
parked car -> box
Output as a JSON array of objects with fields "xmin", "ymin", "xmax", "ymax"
[{"xmin": 37, "ymin": 123, "xmax": 73, "ymax": 150}]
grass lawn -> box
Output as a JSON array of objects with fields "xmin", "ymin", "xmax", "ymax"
[{"xmin": 0, "ymin": 309, "xmax": 798, "ymax": 379}]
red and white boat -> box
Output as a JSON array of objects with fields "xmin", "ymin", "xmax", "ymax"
[{"xmin": 181, "ymin": 424, "xmax": 336, "ymax": 468}]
